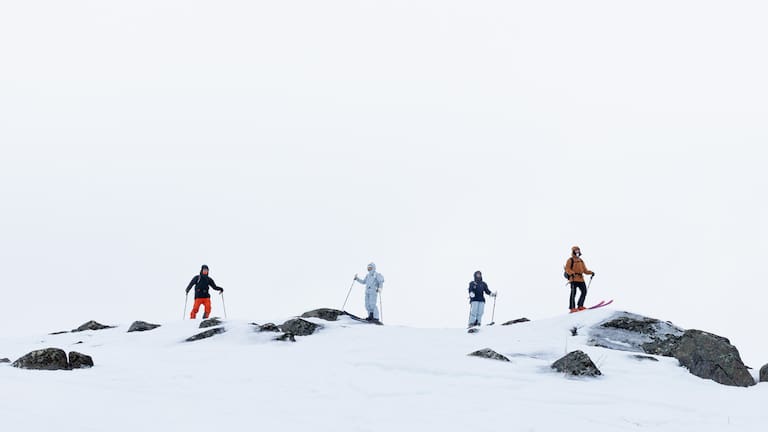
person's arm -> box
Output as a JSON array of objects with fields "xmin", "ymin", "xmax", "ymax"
[
  {"xmin": 484, "ymin": 283, "xmax": 492, "ymax": 296},
  {"xmin": 354, "ymin": 274, "xmax": 365, "ymax": 284},
  {"xmin": 582, "ymin": 260, "xmax": 594, "ymax": 276},
  {"xmin": 185, "ymin": 276, "xmax": 198, "ymax": 293},
  {"xmin": 468, "ymin": 282, "xmax": 476, "ymax": 299},
  {"xmin": 208, "ymin": 277, "xmax": 224, "ymax": 292},
  {"xmin": 376, "ymin": 273, "xmax": 385, "ymax": 291}
]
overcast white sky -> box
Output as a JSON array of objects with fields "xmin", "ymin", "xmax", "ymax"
[{"xmin": 1, "ymin": 1, "xmax": 766, "ymax": 365}]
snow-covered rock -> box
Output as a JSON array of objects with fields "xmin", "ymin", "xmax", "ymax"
[
  {"xmin": 760, "ymin": 364, "xmax": 768, "ymax": 383},
  {"xmin": 12, "ymin": 348, "xmax": 70, "ymax": 370},
  {"xmin": 0, "ymin": 357, "xmax": 10, "ymax": 364},
  {"xmin": 588, "ymin": 312, "xmax": 684, "ymax": 354},
  {"xmin": 185, "ymin": 327, "xmax": 226, "ymax": 342},
  {"xmin": 72, "ymin": 320, "xmax": 116, "ymax": 332},
  {"xmin": 551, "ymin": 350, "xmax": 602, "ymax": 377},
  {"xmin": 468, "ymin": 348, "xmax": 510, "ymax": 362},
  {"xmin": 127, "ymin": 321, "xmax": 161, "ymax": 333},
  {"xmin": 68, "ymin": 351, "xmax": 94, "ymax": 369},
  {"xmin": 281, "ymin": 318, "xmax": 322, "ymax": 336},
  {"xmin": 501, "ymin": 317, "xmax": 530, "ymax": 326},
  {"xmin": 199, "ymin": 318, "xmax": 223, "ymax": 329},
  {"xmin": 254, "ymin": 323, "xmax": 280, "ymax": 333},
  {"xmin": 301, "ymin": 308, "xmax": 346, "ymax": 321},
  {"xmin": 674, "ymin": 330, "xmax": 755, "ymax": 387}
]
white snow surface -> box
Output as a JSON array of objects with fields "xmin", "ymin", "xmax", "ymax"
[{"xmin": 1, "ymin": 309, "xmax": 765, "ymax": 431}]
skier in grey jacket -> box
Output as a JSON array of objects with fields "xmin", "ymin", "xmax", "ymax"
[{"xmin": 354, "ymin": 262, "xmax": 385, "ymax": 322}]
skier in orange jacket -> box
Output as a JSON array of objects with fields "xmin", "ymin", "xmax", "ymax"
[{"xmin": 564, "ymin": 246, "xmax": 595, "ymax": 313}]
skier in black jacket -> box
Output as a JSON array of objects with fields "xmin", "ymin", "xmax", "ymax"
[
  {"xmin": 185, "ymin": 265, "xmax": 223, "ymax": 319},
  {"xmin": 468, "ymin": 271, "xmax": 495, "ymax": 327}
]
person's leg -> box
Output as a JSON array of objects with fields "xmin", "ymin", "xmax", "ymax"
[
  {"xmin": 365, "ymin": 289, "xmax": 376, "ymax": 319},
  {"xmin": 569, "ymin": 283, "xmax": 577, "ymax": 310},
  {"xmin": 190, "ymin": 299, "xmax": 202, "ymax": 319},
  {"xmin": 468, "ymin": 302, "xmax": 477, "ymax": 327},
  {"xmin": 476, "ymin": 302, "xmax": 485, "ymax": 325},
  {"xmin": 577, "ymin": 282, "xmax": 587, "ymax": 308},
  {"xmin": 203, "ymin": 299, "xmax": 212, "ymax": 319}
]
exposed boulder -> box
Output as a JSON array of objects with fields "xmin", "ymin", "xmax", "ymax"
[
  {"xmin": 301, "ymin": 308, "xmax": 346, "ymax": 322},
  {"xmin": 1, "ymin": 358, "xmax": 10, "ymax": 364},
  {"xmin": 199, "ymin": 318, "xmax": 223, "ymax": 329},
  {"xmin": 128, "ymin": 321, "xmax": 161, "ymax": 333},
  {"xmin": 468, "ymin": 348, "xmax": 510, "ymax": 362},
  {"xmin": 588, "ymin": 312, "xmax": 684, "ymax": 354},
  {"xmin": 49, "ymin": 331, "xmax": 70, "ymax": 335},
  {"xmin": 274, "ymin": 333, "xmax": 296, "ymax": 342},
  {"xmin": 255, "ymin": 323, "xmax": 281, "ymax": 333},
  {"xmin": 72, "ymin": 320, "xmax": 116, "ymax": 332},
  {"xmin": 69, "ymin": 351, "xmax": 94, "ymax": 369},
  {"xmin": 12, "ymin": 348, "xmax": 70, "ymax": 370},
  {"xmin": 185, "ymin": 327, "xmax": 226, "ymax": 342},
  {"xmin": 632, "ymin": 355, "xmax": 659, "ymax": 362},
  {"xmin": 501, "ymin": 318, "xmax": 530, "ymax": 326},
  {"xmin": 760, "ymin": 364, "xmax": 768, "ymax": 383},
  {"xmin": 672, "ymin": 330, "xmax": 755, "ymax": 387},
  {"xmin": 551, "ymin": 350, "xmax": 602, "ymax": 377},
  {"xmin": 281, "ymin": 318, "xmax": 322, "ymax": 336}
]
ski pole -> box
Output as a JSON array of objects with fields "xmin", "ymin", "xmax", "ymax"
[
  {"xmin": 378, "ymin": 290, "xmax": 383, "ymax": 323},
  {"xmin": 221, "ymin": 292, "xmax": 228, "ymax": 319},
  {"xmin": 488, "ymin": 293, "xmax": 497, "ymax": 325},
  {"xmin": 183, "ymin": 292, "xmax": 189, "ymax": 320},
  {"xmin": 341, "ymin": 280, "xmax": 355, "ymax": 311}
]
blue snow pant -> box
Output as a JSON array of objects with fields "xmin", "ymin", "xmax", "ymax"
[
  {"xmin": 365, "ymin": 288, "xmax": 380, "ymax": 320},
  {"xmin": 468, "ymin": 301, "xmax": 485, "ymax": 326}
]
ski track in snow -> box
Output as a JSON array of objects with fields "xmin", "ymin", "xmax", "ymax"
[{"xmin": 1, "ymin": 309, "xmax": 766, "ymax": 432}]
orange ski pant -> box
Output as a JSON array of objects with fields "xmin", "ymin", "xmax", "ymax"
[{"xmin": 190, "ymin": 298, "xmax": 212, "ymax": 319}]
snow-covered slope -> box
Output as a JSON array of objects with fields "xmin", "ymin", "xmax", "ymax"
[{"xmin": 1, "ymin": 309, "xmax": 765, "ymax": 431}]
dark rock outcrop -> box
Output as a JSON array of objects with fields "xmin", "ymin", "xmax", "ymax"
[
  {"xmin": 501, "ymin": 318, "xmax": 530, "ymax": 326},
  {"xmin": 468, "ymin": 348, "xmax": 510, "ymax": 362},
  {"xmin": 632, "ymin": 355, "xmax": 659, "ymax": 362},
  {"xmin": 274, "ymin": 333, "xmax": 296, "ymax": 342},
  {"xmin": 255, "ymin": 323, "xmax": 281, "ymax": 333},
  {"xmin": 199, "ymin": 318, "xmax": 223, "ymax": 329},
  {"xmin": 672, "ymin": 330, "xmax": 755, "ymax": 387},
  {"xmin": 185, "ymin": 327, "xmax": 226, "ymax": 342},
  {"xmin": 281, "ymin": 318, "xmax": 322, "ymax": 336},
  {"xmin": 301, "ymin": 308, "xmax": 346, "ymax": 322},
  {"xmin": 72, "ymin": 320, "xmax": 116, "ymax": 332},
  {"xmin": 128, "ymin": 321, "xmax": 161, "ymax": 333},
  {"xmin": 49, "ymin": 331, "xmax": 70, "ymax": 335},
  {"xmin": 12, "ymin": 348, "xmax": 70, "ymax": 370},
  {"xmin": 0, "ymin": 358, "xmax": 10, "ymax": 363},
  {"xmin": 551, "ymin": 350, "xmax": 602, "ymax": 377},
  {"xmin": 588, "ymin": 312, "xmax": 684, "ymax": 354},
  {"xmin": 68, "ymin": 351, "xmax": 94, "ymax": 369},
  {"xmin": 760, "ymin": 364, "xmax": 768, "ymax": 383}
]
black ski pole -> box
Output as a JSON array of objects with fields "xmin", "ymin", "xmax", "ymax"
[
  {"xmin": 183, "ymin": 292, "xmax": 189, "ymax": 320},
  {"xmin": 341, "ymin": 279, "xmax": 355, "ymax": 311},
  {"xmin": 488, "ymin": 293, "xmax": 497, "ymax": 326},
  {"xmin": 378, "ymin": 290, "xmax": 383, "ymax": 323},
  {"xmin": 221, "ymin": 292, "xmax": 228, "ymax": 319}
]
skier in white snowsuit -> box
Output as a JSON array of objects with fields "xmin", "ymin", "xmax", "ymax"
[{"xmin": 354, "ymin": 262, "xmax": 384, "ymax": 321}]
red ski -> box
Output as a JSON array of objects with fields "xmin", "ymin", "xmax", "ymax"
[{"xmin": 588, "ymin": 299, "xmax": 613, "ymax": 309}]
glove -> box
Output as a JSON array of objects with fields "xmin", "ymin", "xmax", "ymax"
[
  {"xmin": 469, "ymin": 291, "xmax": 476, "ymax": 298},
  {"xmin": 219, "ymin": 288, "xmax": 224, "ymax": 293},
  {"xmin": 353, "ymin": 274, "xmax": 358, "ymax": 281},
  {"xmin": 492, "ymin": 292, "xmax": 497, "ymax": 298},
  {"xmin": 185, "ymin": 289, "xmax": 190, "ymax": 295},
  {"xmin": 590, "ymin": 273, "xmax": 595, "ymax": 278}
]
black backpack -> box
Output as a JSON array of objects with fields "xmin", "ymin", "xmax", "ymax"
[{"xmin": 563, "ymin": 258, "xmax": 575, "ymax": 280}]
